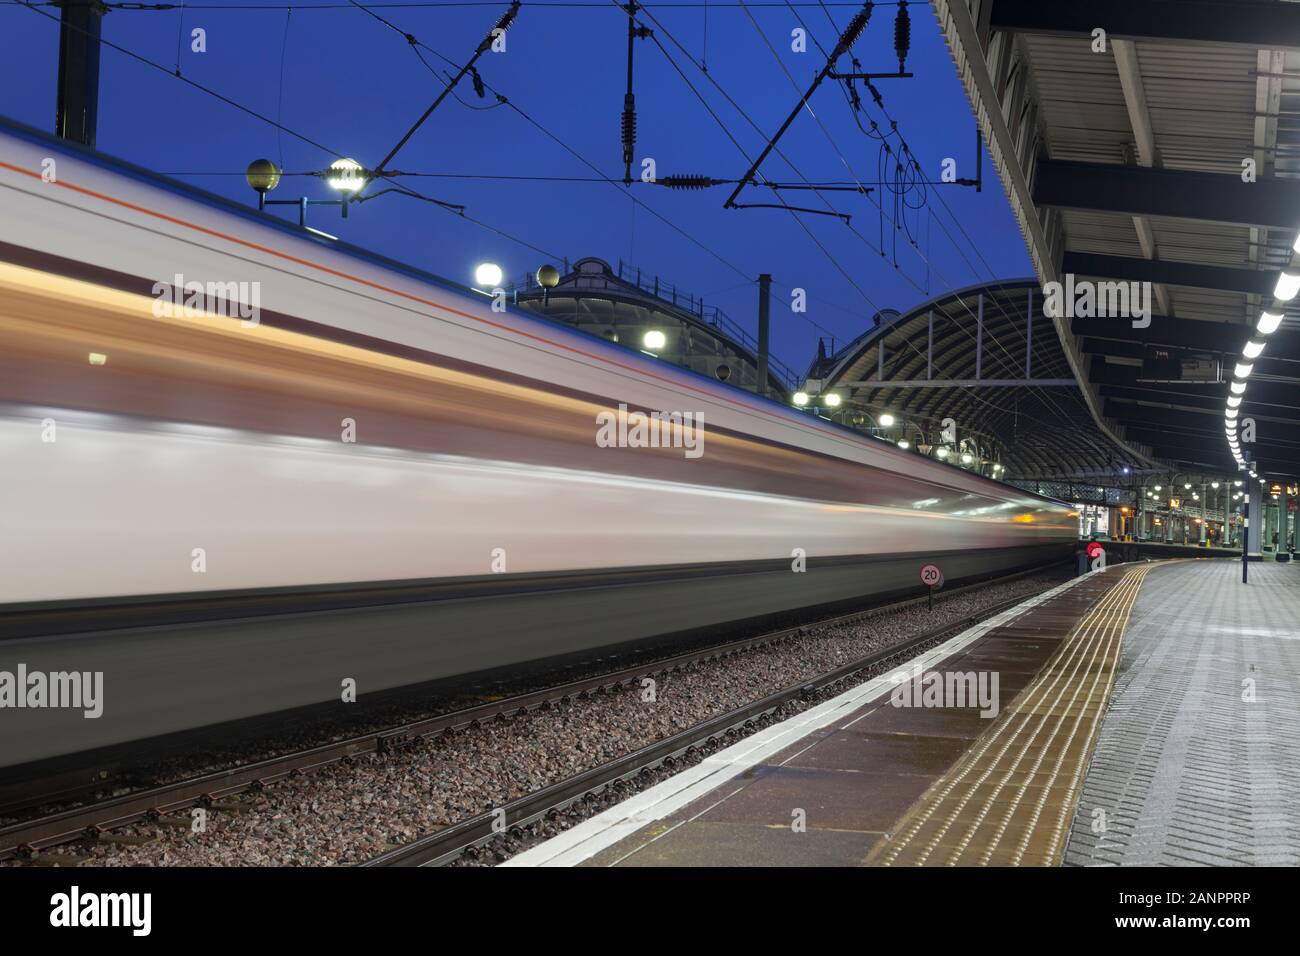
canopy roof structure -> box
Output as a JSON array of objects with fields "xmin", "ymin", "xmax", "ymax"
[
  {"xmin": 802, "ymin": 280, "xmax": 1138, "ymax": 479},
  {"xmin": 934, "ymin": 0, "xmax": 1300, "ymax": 482}
]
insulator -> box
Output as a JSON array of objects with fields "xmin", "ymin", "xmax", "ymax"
[
  {"xmin": 659, "ymin": 174, "xmax": 719, "ymax": 190},
  {"xmin": 894, "ymin": 1, "xmax": 911, "ymax": 71},
  {"xmin": 495, "ymin": 0, "xmax": 520, "ymax": 33},
  {"xmin": 621, "ymin": 95, "xmax": 637, "ymax": 162},
  {"xmin": 837, "ymin": 3, "xmax": 872, "ymax": 54}
]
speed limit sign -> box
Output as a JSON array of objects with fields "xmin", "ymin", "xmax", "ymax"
[{"xmin": 920, "ymin": 563, "xmax": 944, "ymax": 588}]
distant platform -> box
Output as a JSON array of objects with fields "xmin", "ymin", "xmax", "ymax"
[
  {"xmin": 1103, "ymin": 540, "xmax": 1244, "ymax": 561},
  {"xmin": 1064, "ymin": 560, "xmax": 1300, "ymax": 866}
]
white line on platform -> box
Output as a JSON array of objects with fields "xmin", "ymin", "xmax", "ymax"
[{"xmin": 500, "ymin": 574, "xmax": 1089, "ymax": 867}]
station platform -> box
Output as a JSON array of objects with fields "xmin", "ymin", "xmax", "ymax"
[
  {"xmin": 506, "ymin": 558, "xmax": 1298, "ymax": 867},
  {"xmin": 1064, "ymin": 560, "xmax": 1300, "ymax": 866}
]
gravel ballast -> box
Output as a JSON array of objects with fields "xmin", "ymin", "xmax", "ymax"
[{"xmin": 16, "ymin": 567, "xmax": 1070, "ymax": 867}]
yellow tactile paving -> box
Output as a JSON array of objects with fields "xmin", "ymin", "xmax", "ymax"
[{"xmin": 868, "ymin": 564, "xmax": 1155, "ymax": 867}]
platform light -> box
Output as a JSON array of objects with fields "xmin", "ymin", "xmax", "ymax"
[
  {"xmin": 474, "ymin": 262, "xmax": 504, "ymax": 287},
  {"xmin": 1225, "ymin": 408, "xmax": 1239, "ymax": 420},
  {"xmin": 642, "ymin": 329, "xmax": 667, "ymax": 351},
  {"xmin": 1242, "ymin": 340, "xmax": 1266, "ymax": 360},
  {"xmin": 823, "ymin": 392, "xmax": 842, "ymax": 408},
  {"xmin": 1230, "ymin": 381, "xmax": 1247, "ymax": 395},
  {"xmin": 1235, "ymin": 480, "xmax": 1243, "ymax": 487},
  {"xmin": 1233, "ymin": 362, "xmax": 1254, "ymax": 379},
  {"xmin": 326, "ymin": 158, "xmax": 365, "ymax": 193},
  {"xmin": 1273, "ymin": 271, "xmax": 1300, "ymax": 301},
  {"xmin": 1257, "ymin": 310, "xmax": 1283, "ymax": 335},
  {"xmin": 792, "ymin": 391, "xmax": 809, "ymax": 406},
  {"xmin": 1212, "ymin": 482, "xmax": 1220, "ymax": 489},
  {"xmin": 878, "ymin": 413, "xmax": 896, "ymax": 427},
  {"xmin": 1227, "ymin": 395, "xmax": 1242, "ymax": 408},
  {"xmin": 1154, "ymin": 485, "xmax": 1162, "ymax": 491},
  {"xmin": 245, "ymin": 159, "xmax": 282, "ymax": 200},
  {"xmin": 961, "ymin": 452, "xmax": 973, "ymax": 464},
  {"xmin": 897, "ymin": 439, "xmax": 910, "ymax": 449},
  {"xmin": 936, "ymin": 446, "xmax": 950, "ymax": 459}
]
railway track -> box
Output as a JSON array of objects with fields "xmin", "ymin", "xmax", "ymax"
[
  {"xmin": 367, "ymin": 588, "xmax": 1039, "ymax": 866},
  {"xmin": 0, "ymin": 567, "xmax": 1061, "ymax": 865}
]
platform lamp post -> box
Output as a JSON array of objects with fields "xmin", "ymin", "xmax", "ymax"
[
  {"xmin": 245, "ymin": 158, "xmax": 367, "ymax": 227},
  {"xmin": 245, "ymin": 159, "xmax": 281, "ymax": 211},
  {"xmin": 1243, "ymin": 491, "xmax": 1250, "ymax": 583},
  {"xmin": 535, "ymin": 264, "xmax": 561, "ymax": 307},
  {"xmin": 1210, "ymin": 480, "xmax": 1220, "ymax": 546},
  {"xmin": 1136, "ymin": 484, "xmax": 1145, "ymax": 542},
  {"xmin": 1153, "ymin": 482, "xmax": 1168, "ymax": 543}
]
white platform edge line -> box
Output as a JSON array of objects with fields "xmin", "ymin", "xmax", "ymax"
[{"xmin": 501, "ymin": 574, "xmax": 1089, "ymax": 868}]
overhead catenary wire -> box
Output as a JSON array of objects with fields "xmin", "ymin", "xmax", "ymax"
[
  {"xmin": 12, "ymin": 1, "xmax": 907, "ymax": 10},
  {"xmin": 356, "ymin": 0, "xmax": 521, "ymax": 179},
  {"xmin": 780, "ymin": 0, "xmax": 1084, "ymax": 436},
  {"xmin": 13, "ymin": 0, "xmax": 1083, "ymax": 445},
  {"xmin": 634, "ymin": 4, "xmax": 994, "ymax": 386},
  {"xmin": 627, "ymin": 0, "xmax": 892, "ymax": 332},
  {"xmin": 346, "ymin": 0, "xmax": 862, "ymax": 340},
  {"xmin": 733, "ymin": 1, "xmax": 1090, "ymax": 446},
  {"xmin": 13, "ymin": 0, "xmax": 569, "ymax": 264}
]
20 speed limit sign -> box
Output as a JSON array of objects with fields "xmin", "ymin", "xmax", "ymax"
[{"xmin": 920, "ymin": 563, "xmax": 944, "ymax": 588}]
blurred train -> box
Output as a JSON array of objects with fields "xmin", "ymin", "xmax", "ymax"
[{"xmin": 0, "ymin": 118, "xmax": 1075, "ymax": 770}]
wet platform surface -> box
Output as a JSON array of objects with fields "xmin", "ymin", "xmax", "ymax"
[
  {"xmin": 508, "ymin": 565, "xmax": 1155, "ymax": 867},
  {"xmin": 1063, "ymin": 560, "xmax": 1300, "ymax": 866},
  {"xmin": 867, "ymin": 564, "xmax": 1153, "ymax": 865}
]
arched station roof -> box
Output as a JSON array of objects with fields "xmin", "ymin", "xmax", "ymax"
[{"xmin": 804, "ymin": 280, "xmax": 1137, "ymax": 479}]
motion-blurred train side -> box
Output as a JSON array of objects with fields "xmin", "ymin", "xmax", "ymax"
[{"xmin": 0, "ymin": 119, "xmax": 1075, "ymax": 769}]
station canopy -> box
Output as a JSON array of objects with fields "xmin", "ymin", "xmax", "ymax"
[{"xmin": 934, "ymin": 0, "xmax": 1300, "ymax": 482}]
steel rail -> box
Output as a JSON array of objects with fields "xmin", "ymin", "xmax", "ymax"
[
  {"xmin": 0, "ymin": 564, "xmax": 1062, "ymax": 862},
  {"xmin": 363, "ymin": 591, "xmax": 1038, "ymax": 867}
]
